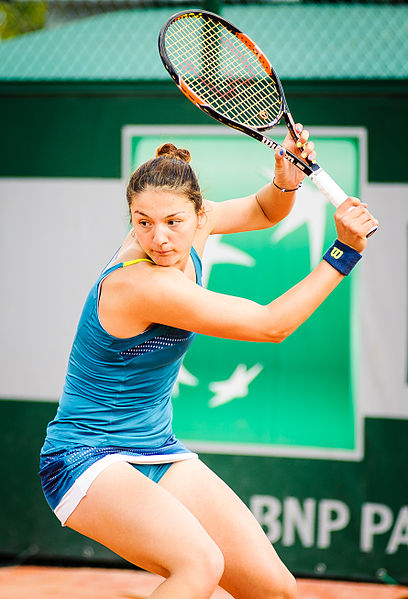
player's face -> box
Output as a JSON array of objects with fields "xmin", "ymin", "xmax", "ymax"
[{"xmin": 130, "ymin": 188, "xmax": 203, "ymax": 269}]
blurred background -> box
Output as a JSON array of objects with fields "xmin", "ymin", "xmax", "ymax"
[{"xmin": 0, "ymin": 0, "xmax": 407, "ymax": 588}]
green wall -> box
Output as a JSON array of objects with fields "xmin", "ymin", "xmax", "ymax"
[
  {"xmin": 1, "ymin": 400, "xmax": 407, "ymax": 581},
  {"xmin": 1, "ymin": 79, "xmax": 407, "ymax": 182}
]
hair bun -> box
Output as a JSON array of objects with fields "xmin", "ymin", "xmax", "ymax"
[{"xmin": 156, "ymin": 143, "xmax": 191, "ymax": 164}]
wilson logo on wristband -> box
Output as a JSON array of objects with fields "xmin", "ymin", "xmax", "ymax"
[
  {"xmin": 323, "ymin": 240, "xmax": 362, "ymax": 276},
  {"xmin": 330, "ymin": 247, "xmax": 344, "ymax": 259}
]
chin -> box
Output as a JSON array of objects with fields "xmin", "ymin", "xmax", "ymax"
[{"xmin": 151, "ymin": 252, "xmax": 177, "ymax": 266}]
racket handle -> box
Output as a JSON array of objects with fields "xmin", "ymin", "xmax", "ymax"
[
  {"xmin": 309, "ymin": 167, "xmax": 377, "ymax": 238},
  {"xmin": 309, "ymin": 167, "xmax": 348, "ymax": 208}
]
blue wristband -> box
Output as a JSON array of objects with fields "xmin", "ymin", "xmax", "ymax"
[{"xmin": 323, "ymin": 239, "xmax": 362, "ymax": 276}]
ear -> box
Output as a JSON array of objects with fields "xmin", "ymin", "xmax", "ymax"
[{"xmin": 197, "ymin": 207, "xmax": 207, "ymax": 229}]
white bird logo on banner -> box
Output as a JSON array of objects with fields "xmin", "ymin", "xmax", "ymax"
[{"xmin": 208, "ymin": 363, "xmax": 263, "ymax": 408}]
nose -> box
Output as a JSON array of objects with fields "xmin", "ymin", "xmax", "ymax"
[{"xmin": 152, "ymin": 224, "xmax": 169, "ymax": 247}]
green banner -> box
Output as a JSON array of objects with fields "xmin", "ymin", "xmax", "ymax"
[{"xmin": 125, "ymin": 126, "xmax": 362, "ymax": 459}]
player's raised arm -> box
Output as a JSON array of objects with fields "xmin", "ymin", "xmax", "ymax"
[
  {"xmin": 106, "ymin": 189, "xmax": 377, "ymax": 343},
  {"xmin": 207, "ymin": 125, "xmax": 316, "ymax": 235}
]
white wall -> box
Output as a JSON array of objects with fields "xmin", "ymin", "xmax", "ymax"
[
  {"xmin": 0, "ymin": 178, "xmax": 126, "ymax": 400},
  {"xmin": 1, "ymin": 178, "xmax": 407, "ymax": 423},
  {"xmin": 359, "ymin": 184, "xmax": 408, "ymax": 419}
]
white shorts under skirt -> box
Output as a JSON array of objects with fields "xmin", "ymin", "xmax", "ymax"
[{"xmin": 39, "ymin": 444, "xmax": 197, "ymax": 526}]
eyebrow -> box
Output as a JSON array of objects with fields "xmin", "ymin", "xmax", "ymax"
[{"xmin": 133, "ymin": 209, "xmax": 186, "ymax": 218}]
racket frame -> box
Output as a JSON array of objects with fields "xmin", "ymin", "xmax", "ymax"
[
  {"xmin": 159, "ymin": 10, "xmax": 377, "ymax": 236},
  {"xmin": 158, "ymin": 10, "xmax": 313, "ymax": 174}
]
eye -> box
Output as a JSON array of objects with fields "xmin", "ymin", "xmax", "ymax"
[
  {"xmin": 168, "ymin": 219, "xmax": 182, "ymax": 226},
  {"xmin": 138, "ymin": 220, "xmax": 151, "ymax": 228}
]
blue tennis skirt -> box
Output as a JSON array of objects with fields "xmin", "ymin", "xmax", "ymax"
[{"xmin": 39, "ymin": 437, "xmax": 197, "ymax": 526}]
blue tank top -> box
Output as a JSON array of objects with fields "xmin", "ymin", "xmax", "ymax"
[{"xmin": 43, "ymin": 247, "xmax": 202, "ymax": 451}]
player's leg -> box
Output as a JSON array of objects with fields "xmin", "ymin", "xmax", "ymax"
[
  {"xmin": 159, "ymin": 459, "xmax": 296, "ymax": 599},
  {"xmin": 65, "ymin": 461, "xmax": 224, "ymax": 599}
]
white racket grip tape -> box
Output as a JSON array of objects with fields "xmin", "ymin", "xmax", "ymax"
[
  {"xmin": 310, "ymin": 168, "xmax": 378, "ymax": 237},
  {"xmin": 309, "ymin": 168, "xmax": 348, "ymax": 208}
]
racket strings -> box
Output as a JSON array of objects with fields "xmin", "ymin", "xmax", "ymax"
[
  {"xmin": 180, "ymin": 32, "xmax": 260, "ymax": 116},
  {"xmin": 167, "ymin": 18, "xmax": 280, "ymax": 126},
  {"xmin": 165, "ymin": 16, "xmax": 282, "ymax": 128}
]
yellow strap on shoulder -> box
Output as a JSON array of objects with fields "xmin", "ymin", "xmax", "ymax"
[{"xmin": 122, "ymin": 258, "xmax": 153, "ymax": 267}]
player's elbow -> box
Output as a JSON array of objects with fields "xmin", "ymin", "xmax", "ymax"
[
  {"xmin": 260, "ymin": 305, "xmax": 300, "ymax": 343},
  {"xmin": 252, "ymin": 306, "xmax": 297, "ymax": 343},
  {"xmin": 271, "ymin": 333, "xmax": 287, "ymax": 343},
  {"xmin": 264, "ymin": 327, "xmax": 292, "ymax": 343}
]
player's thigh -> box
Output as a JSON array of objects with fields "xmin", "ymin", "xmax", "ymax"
[
  {"xmin": 159, "ymin": 459, "xmax": 296, "ymax": 599},
  {"xmin": 65, "ymin": 461, "xmax": 223, "ymax": 579}
]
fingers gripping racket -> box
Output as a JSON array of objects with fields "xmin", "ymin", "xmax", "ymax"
[{"xmin": 158, "ymin": 10, "xmax": 377, "ymax": 237}]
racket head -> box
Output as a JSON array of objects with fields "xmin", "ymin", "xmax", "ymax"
[{"xmin": 158, "ymin": 10, "xmax": 287, "ymax": 133}]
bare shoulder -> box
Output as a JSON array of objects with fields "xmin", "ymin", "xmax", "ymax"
[
  {"xmin": 103, "ymin": 261, "xmax": 191, "ymax": 305},
  {"xmin": 134, "ymin": 262, "xmax": 195, "ymax": 301},
  {"xmin": 98, "ymin": 261, "xmax": 182, "ymax": 337},
  {"xmin": 102, "ymin": 259, "xmax": 157, "ymax": 296}
]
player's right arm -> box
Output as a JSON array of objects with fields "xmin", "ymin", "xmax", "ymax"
[
  {"xmin": 106, "ymin": 198, "xmax": 377, "ymax": 343},
  {"xmin": 203, "ymin": 127, "xmax": 315, "ymax": 235}
]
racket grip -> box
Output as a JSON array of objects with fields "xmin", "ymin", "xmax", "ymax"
[
  {"xmin": 309, "ymin": 167, "xmax": 377, "ymax": 238},
  {"xmin": 309, "ymin": 167, "xmax": 348, "ymax": 208}
]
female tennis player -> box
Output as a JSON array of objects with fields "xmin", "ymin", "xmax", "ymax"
[{"xmin": 40, "ymin": 126, "xmax": 377, "ymax": 599}]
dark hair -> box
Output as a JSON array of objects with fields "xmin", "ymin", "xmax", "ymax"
[{"xmin": 126, "ymin": 143, "xmax": 203, "ymax": 214}]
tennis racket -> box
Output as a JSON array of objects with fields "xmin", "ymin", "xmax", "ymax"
[{"xmin": 158, "ymin": 10, "xmax": 377, "ymax": 237}]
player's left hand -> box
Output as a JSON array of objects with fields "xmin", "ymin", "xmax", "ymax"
[
  {"xmin": 335, "ymin": 197, "xmax": 379, "ymax": 253},
  {"xmin": 273, "ymin": 123, "xmax": 316, "ymax": 192}
]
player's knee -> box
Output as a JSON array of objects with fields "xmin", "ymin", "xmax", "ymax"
[
  {"xmin": 269, "ymin": 570, "xmax": 297, "ymax": 599},
  {"xmin": 184, "ymin": 539, "xmax": 224, "ymax": 592},
  {"xmin": 281, "ymin": 572, "xmax": 297, "ymax": 599},
  {"xmin": 207, "ymin": 545, "xmax": 225, "ymax": 586},
  {"xmin": 197, "ymin": 540, "xmax": 225, "ymax": 584},
  {"xmin": 246, "ymin": 566, "xmax": 296, "ymax": 599}
]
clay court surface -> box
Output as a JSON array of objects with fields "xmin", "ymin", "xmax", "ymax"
[{"xmin": 1, "ymin": 566, "xmax": 407, "ymax": 599}]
